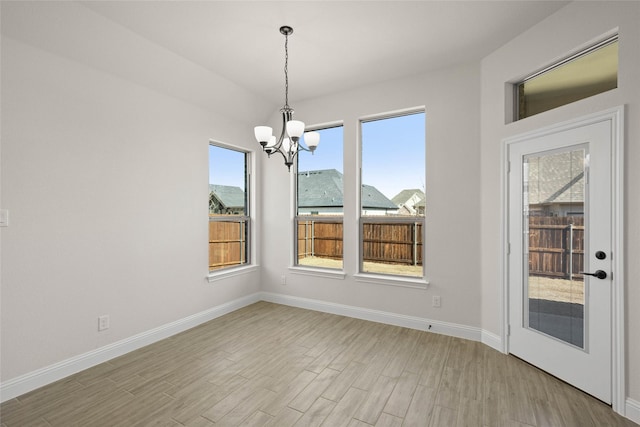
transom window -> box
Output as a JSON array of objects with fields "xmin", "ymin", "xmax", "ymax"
[{"xmin": 515, "ymin": 35, "xmax": 618, "ymax": 120}]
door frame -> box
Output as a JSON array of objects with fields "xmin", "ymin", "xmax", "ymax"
[{"xmin": 500, "ymin": 106, "xmax": 625, "ymax": 414}]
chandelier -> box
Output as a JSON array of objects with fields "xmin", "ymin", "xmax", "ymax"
[{"xmin": 254, "ymin": 26, "xmax": 320, "ymax": 171}]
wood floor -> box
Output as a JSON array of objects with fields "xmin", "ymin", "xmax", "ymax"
[{"xmin": 1, "ymin": 302, "xmax": 636, "ymax": 427}]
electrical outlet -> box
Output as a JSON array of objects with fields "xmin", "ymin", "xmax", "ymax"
[
  {"xmin": 432, "ymin": 296, "xmax": 441, "ymax": 308},
  {"xmin": 281, "ymin": 275, "xmax": 287, "ymax": 285},
  {"xmin": 98, "ymin": 315, "xmax": 110, "ymax": 331}
]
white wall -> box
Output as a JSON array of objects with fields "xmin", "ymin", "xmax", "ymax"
[
  {"xmin": 261, "ymin": 62, "xmax": 482, "ymax": 329},
  {"xmin": 0, "ymin": 15, "xmax": 264, "ymax": 381},
  {"xmin": 480, "ymin": 1, "xmax": 640, "ymax": 403}
]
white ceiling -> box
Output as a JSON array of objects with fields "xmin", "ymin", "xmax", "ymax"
[{"xmin": 80, "ymin": 1, "xmax": 569, "ymax": 108}]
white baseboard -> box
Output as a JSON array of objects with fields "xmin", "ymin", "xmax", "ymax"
[
  {"xmin": 260, "ymin": 292, "xmax": 483, "ymax": 342},
  {"xmin": 481, "ymin": 330, "xmax": 503, "ymax": 353},
  {"xmin": 0, "ymin": 293, "xmax": 261, "ymax": 402},
  {"xmin": 626, "ymin": 398, "xmax": 640, "ymax": 424}
]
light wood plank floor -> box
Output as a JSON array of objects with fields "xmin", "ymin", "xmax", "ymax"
[{"xmin": 2, "ymin": 302, "xmax": 637, "ymax": 427}]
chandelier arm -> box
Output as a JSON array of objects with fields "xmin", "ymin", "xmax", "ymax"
[
  {"xmin": 273, "ymin": 108, "xmax": 292, "ymax": 166},
  {"xmin": 289, "ymin": 154, "xmax": 299, "ymax": 170},
  {"xmin": 267, "ymin": 107, "xmax": 292, "ymax": 152},
  {"xmin": 274, "ymin": 147, "xmax": 288, "ymax": 162},
  {"xmin": 283, "ymin": 145, "xmax": 299, "ymax": 171},
  {"xmin": 280, "ymin": 108, "xmax": 292, "ymax": 144}
]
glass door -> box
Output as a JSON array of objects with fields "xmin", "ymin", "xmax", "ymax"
[{"xmin": 507, "ymin": 119, "xmax": 612, "ymax": 403}]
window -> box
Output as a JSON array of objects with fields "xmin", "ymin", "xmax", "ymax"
[
  {"xmin": 209, "ymin": 143, "xmax": 250, "ymax": 272},
  {"xmin": 515, "ymin": 36, "xmax": 618, "ymax": 120},
  {"xmin": 360, "ymin": 111, "xmax": 425, "ymax": 278},
  {"xmin": 295, "ymin": 125, "xmax": 344, "ymax": 270}
]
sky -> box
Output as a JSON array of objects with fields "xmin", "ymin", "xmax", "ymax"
[
  {"xmin": 209, "ymin": 145, "xmax": 246, "ymax": 191},
  {"xmin": 297, "ymin": 125, "xmax": 343, "ymax": 173},
  {"xmin": 210, "ymin": 111, "xmax": 426, "ymax": 201},
  {"xmin": 360, "ymin": 112, "xmax": 425, "ymax": 199}
]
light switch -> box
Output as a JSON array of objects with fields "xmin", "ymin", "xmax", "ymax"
[{"xmin": 0, "ymin": 209, "xmax": 7, "ymax": 227}]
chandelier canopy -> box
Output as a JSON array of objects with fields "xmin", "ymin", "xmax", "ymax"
[{"xmin": 254, "ymin": 26, "xmax": 319, "ymax": 171}]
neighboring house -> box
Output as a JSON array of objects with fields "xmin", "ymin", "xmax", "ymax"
[
  {"xmin": 526, "ymin": 150, "xmax": 584, "ymax": 217},
  {"xmin": 391, "ymin": 189, "xmax": 425, "ymax": 216},
  {"xmin": 297, "ymin": 169, "xmax": 397, "ymax": 215},
  {"xmin": 209, "ymin": 184, "xmax": 245, "ymax": 215}
]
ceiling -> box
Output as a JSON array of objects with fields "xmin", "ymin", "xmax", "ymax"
[
  {"xmin": 0, "ymin": 1, "xmax": 570, "ymax": 123},
  {"xmin": 79, "ymin": 1, "xmax": 569, "ymax": 108}
]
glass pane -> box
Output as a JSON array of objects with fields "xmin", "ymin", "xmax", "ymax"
[
  {"xmin": 209, "ymin": 145, "xmax": 246, "ymax": 215},
  {"xmin": 296, "ymin": 219, "xmax": 343, "ymax": 269},
  {"xmin": 361, "ymin": 112, "xmax": 425, "ymax": 277},
  {"xmin": 208, "ymin": 219, "xmax": 248, "ymax": 271},
  {"xmin": 524, "ymin": 148, "xmax": 586, "ymax": 348},
  {"xmin": 209, "ymin": 144, "xmax": 248, "ymax": 271},
  {"xmin": 517, "ymin": 39, "xmax": 617, "ymax": 120},
  {"xmin": 296, "ymin": 126, "xmax": 344, "ymax": 270},
  {"xmin": 362, "ymin": 220, "xmax": 423, "ymax": 277}
]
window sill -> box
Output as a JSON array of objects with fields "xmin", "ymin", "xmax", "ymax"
[
  {"xmin": 289, "ymin": 266, "xmax": 346, "ymax": 280},
  {"xmin": 207, "ymin": 264, "xmax": 259, "ymax": 283},
  {"xmin": 353, "ymin": 273, "xmax": 429, "ymax": 289}
]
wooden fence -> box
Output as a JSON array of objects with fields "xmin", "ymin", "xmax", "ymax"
[
  {"xmin": 209, "ymin": 219, "xmax": 247, "ymax": 270},
  {"xmin": 298, "ymin": 221, "xmax": 344, "ymax": 261},
  {"xmin": 209, "ymin": 216, "xmax": 582, "ymax": 274},
  {"xmin": 298, "ymin": 220, "xmax": 423, "ymax": 266},
  {"xmin": 528, "ymin": 216, "xmax": 584, "ymax": 279}
]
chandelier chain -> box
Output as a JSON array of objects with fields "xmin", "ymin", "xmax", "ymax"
[{"xmin": 284, "ymin": 32, "xmax": 289, "ymax": 109}]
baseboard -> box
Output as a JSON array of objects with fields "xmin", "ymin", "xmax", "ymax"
[
  {"xmin": 626, "ymin": 398, "xmax": 640, "ymax": 424},
  {"xmin": 481, "ymin": 330, "xmax": 503, "ymax": 353},
  {"xmin": 260, "ymin": 291, "xmax": 483, "ymax": 342},
  {"xmin": 0, "ymin": 292, "xmax": 261, "ymax": 402}
]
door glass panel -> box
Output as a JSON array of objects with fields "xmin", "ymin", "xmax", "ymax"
[{"xmin": 523, "ymin": 148, "xmax": 586, "ymax": 348}]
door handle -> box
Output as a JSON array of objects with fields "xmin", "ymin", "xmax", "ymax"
[{"xmin": 580, "ymin": 270, "xmax": 607, "ymax": 279}]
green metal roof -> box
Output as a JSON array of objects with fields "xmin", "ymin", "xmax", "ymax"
[
  {"xmin": 209, "ymin": 184, "xmax": 245, "ymax": 209},
  {"xmin": 297, "ymin": 169, "xmax": 396, "ymax": 210}
]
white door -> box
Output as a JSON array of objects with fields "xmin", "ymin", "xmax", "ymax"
[{"xmin": 507, "ymin": 119, "xmax": 612, "ymax": 403}]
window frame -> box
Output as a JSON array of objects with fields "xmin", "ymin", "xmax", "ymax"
[
  {"xmin": 292, "ymin": 123, "xmax": 346, "ymax": 276},
  {"xmin": 207, "ymin": 140, "xmax": 257, "ymax": 281},
  {"xmin": 356, "ymin": 109, "xmax": 428, "ymax": 288},
  {"xmin": 513, "ymin": 34, "xmax": 618, "ymax": 121}
]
